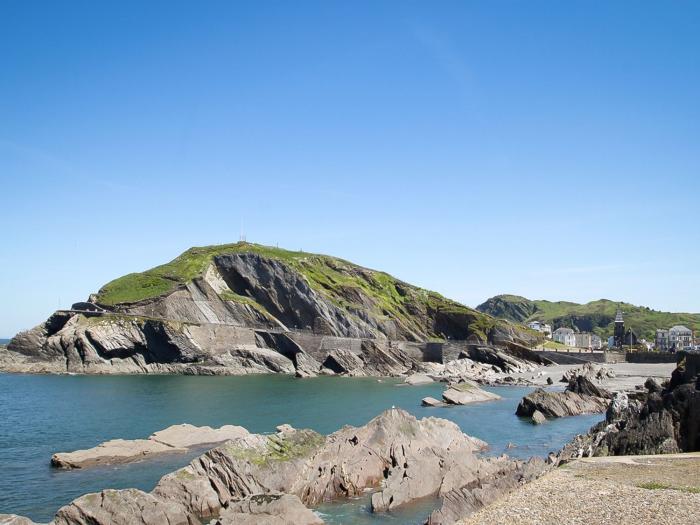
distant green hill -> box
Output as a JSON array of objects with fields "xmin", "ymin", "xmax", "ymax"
[{"xmin": 476, "ymin": 295, "xmax": 700, "ymax": 340}]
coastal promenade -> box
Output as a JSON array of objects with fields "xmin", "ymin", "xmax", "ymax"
[{"xmin": 460, "ymin": 453, "xmax": 700, "ymax": 525}]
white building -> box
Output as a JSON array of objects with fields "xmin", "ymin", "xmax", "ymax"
[
  {"xmin": 573, "ymin": 332, "xmax": 603, "ymax": 350},
  {"xmin": 670, "ymin": 325, "xmax": 693, "ymax": 352},
  {"xmin": 656, "ymin": 326, "xmax": 693, "ymax": 352},
  {"xmin": 527, "ymin": 321, "xmax": 552, "ymax": 338},
  {"xmin": 553, "ymin": 327, "xmax": 576, "ymax": 347}
]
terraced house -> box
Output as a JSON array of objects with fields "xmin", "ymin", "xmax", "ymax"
[{"xmin": 655, "ymin": 325, "xmax": 694, "ymax": 352}]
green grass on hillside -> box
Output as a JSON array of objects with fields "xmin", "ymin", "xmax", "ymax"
[
  {"xmin": 97, "ymin": 243, "xmax": 316, "ymax": 305},
  {"xmin": 95, "ymin": 242, "xmax": 494, "ymax": 339},
  {"xmin": 479, "ymin": 295, "xmax": 700, "ymax": 340}
]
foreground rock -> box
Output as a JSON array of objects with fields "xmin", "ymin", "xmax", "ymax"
[
  {"xmin": 8, "ymin": 409, "xmax": 545, "ymax": 525},
  {"xmin": 429, "ymin": 456, "xmax": 547, "ymax": 525},
  {"xmin": 442, "ymin": 382, "xmax": 502, "ymax": 405},
  {"xmin": 558, "ymin": 353, "xmax": 700, "ymax": 461},
  {"xmin": 51, "ymin": 423, "xmax": 249, "ymax": 469},
  {"xmin": 210, "ymin": 494, "xmax": 323, "ymax": 525}
]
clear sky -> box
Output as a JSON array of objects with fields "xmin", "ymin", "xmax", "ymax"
[{"xmin": 1, "ymin": 1, "xmax": 699, "ymax": 337}]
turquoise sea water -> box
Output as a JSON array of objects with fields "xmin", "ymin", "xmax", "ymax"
[{"xmin": 0, "ymin": 374, "xmax": 601, "ymax": 523}]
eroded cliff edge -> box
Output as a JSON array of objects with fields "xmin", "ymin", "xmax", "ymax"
[{"xmin": 1, "ymin": 243, "xmax": 542, "ymax": 376}]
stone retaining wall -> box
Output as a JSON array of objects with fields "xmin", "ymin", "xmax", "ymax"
[{"xmin": 625, "ymin": 351, "xmax": 678, "ymax": 364}]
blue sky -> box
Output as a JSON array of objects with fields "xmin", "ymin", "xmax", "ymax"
[{"xmin": 1, "ymin": 1, "xmax": 699, "ymax": 336}]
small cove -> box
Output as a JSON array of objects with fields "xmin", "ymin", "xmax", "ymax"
[{"xmin": 0, "ymin": 374, "xmax": 602, "ymax": 523}]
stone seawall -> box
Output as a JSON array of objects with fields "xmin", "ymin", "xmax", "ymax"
[
  {"xmin": 625, "ymin": 351, "xmax": 679, "ymax": 364},
  {"xmin": 533, "ymin": 351, "xmax": 607, "ymax": 365}
]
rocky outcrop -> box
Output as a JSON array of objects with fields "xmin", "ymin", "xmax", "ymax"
[
  {"xmin": 561, "ymin": 362, "xmax": 615, "ymax": 383},
  {"xmin": 426, "ymin": 456, "xmax": 547, "ymax": 525},
  {"xmin": 1, "ymin": 243, "xmax": 542, "ymax": 377},
  {"xmin": 51, "ymin": 424, "xmax": 249, "ymax": 469},
  {"xmin": 566, "ymin": 375, "xmax": 612, "ymax": 399},
  {"xmin": 8, "ymin": 410, "xmax": 545, "ymax": 525},
  {"xmin": 558, "ymin": 354, "xmax": 700, "ymax": 460},
  {"xmin": 516, "ymin": 388, "xmax": 609, "ymax": 418},
  {"xmin": 442, "ymin": 382, "xmax": 502, "ymax": 405},
  {"xmin": 516, "ymin": 365, "xmax": 613, "ymax": 419}
]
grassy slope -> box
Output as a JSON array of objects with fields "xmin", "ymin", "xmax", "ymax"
[
  {"xmin": 478, "ymin": 295, "xmax": 700, "ymax": 340},
  {"xmin": 96, "ymin": 242, "xmax": 502, "ymax": 339}
]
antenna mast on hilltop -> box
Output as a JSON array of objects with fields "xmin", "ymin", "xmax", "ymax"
[{"xmin": 239, "ymin": 215, "xmax": 246, "ymax": 242}]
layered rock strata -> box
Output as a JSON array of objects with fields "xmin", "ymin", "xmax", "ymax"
[
  {"xmin": 51, "ymin": 424, "xmax": 249, "ymax": 469},
  {"xmin": 2, "ymin": 410, "xmax": 548, "ymax": 525}
]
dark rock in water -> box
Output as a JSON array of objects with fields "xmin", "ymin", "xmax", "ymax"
[
  {"xmin": 516, "ymin": 388, "xmax": 608, "ymax": 418},
  {"xmin": 517, "ymin": 365, "xmax": 612, "ymax": 419},
  {"xmin": 567, "ymin": 375, "xmax": 612, "ymax": 399},
  {"xmin": 557, "ymin": 354, "xmax": 700, "ymax": 462},
  {"xmin": 546, "ymin": 376, "xmax": 553, "ymax": 385}
]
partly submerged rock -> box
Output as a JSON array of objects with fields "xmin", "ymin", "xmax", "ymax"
[
  {"xmin": 442, "ymin": 382, "xmax": 501, "ymax": 405},
  {"xmin": 531, "ymin": 410, "xmax": 546, "ymax": 425},
  {"xmin": 51, "ymin": 423, "xmax": 249, "ymax": 469},
  {"xmin": 404, "ymin": 373, "xmax": 434, "ymax": 385},
  {"xmin": 515, "ymin": 388, "xmax": 608, "ymax": 418},
  {"xmin": 422, "ymin": 396, "xmax": 446, "ymax": 407},
  {"xmin": 51, "ymin": 439, "xmax": 182, "ymax": 469}
]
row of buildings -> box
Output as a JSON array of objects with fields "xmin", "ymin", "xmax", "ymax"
[
  {"xmin": 552, "ymin": 327, "xmax": 603, "ymax": 349},
  {"xmin": 527, "ymin": 321, "xmax": 603, "ymax": 349},
  {"xmin": 527, "ymin": 309, "xmax": 697, "ymax": 352},
  {"xmin": 655, "ymin": 325, "xmax": 694, "ymax": 352}
]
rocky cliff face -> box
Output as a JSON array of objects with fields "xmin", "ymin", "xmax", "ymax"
[
  {"xmin": 557, "ymin": 353, "xmax": 700, "ymax": 461},
  {"xmin": 2, "ymin": 243, "xmax": 539, "ymax": 376}
]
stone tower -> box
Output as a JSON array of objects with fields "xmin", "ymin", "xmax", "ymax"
[{"xmin": 613, "ymin": 308, "xmax": 625, "ymax": 348}]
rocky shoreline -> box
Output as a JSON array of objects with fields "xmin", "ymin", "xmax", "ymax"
[
  {"xmin": 0, "ymin": 409, "xmax": 549, "ymax": 525},
  {"xmin": 455, "ymin": 354, "xmax": 700, "ymax": 524},
  {"xmin": 51, "ymin": 424, "xmax": 250, "ymax": 469}
]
